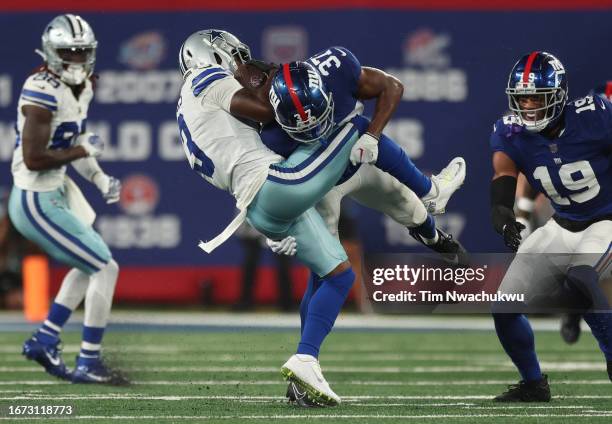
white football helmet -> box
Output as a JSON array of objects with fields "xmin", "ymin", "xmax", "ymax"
[
  {"xmin": 39, "ymin": 14, "xmax": 97, "ymax": 86},
  {"xmin": 179, "ymin": 29, "xmax": 251, "ymax": 75}
]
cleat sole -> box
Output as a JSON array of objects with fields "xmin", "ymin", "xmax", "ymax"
[{"xmin": 280, "ymin": 366, "xmax": 338, "ymax": 407}]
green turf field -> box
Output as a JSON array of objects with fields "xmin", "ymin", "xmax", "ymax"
[{"xmin": 0, "ymin": 329, "xmax": 610, "ymax": 423}]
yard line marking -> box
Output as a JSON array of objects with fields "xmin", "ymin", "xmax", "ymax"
[
  {"xmin": 338, "ymin": 403, "xmax": 478, "ymax": 407},
  {"xmin": 1, "ymin": 395, "xmax": 611, "ymax": 401},
  {"xmin": 3, "ymin": 364, "xmax": 606, "ymax": 373},
  {"xmin": 0, "ymin": 379, "xmax": 609, "ymax": 386},
  {"xmin": 343, "ymin": 379, "xmax": 612, "ymax": 386},
  {"xmin": 0, "ymin": 390, "xmax": 43, "ymax": 393},
  {"xmin": 464, "ymin": 406, "xmax": 593, "ymax": 410},
  {"xmin": 1, "ymin": 413, "xmax": 612, "ymax": 420},
  {"xmin": 0, "ymin": 381, "xmax": 61, "ymax": 385},
  {"xmin": 0, "ymin": 344, "xmax": 600, "ymax": 354}
]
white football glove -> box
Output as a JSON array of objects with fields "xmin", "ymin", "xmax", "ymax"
[
  {"xmin": 350, "ymin": 132, "xmax": 379, "ymax": 166},
  {"xmin": 265, "ymin": 236, "xmax": 297, "ymax": 256},
  {"xmin": 92, "ymin": 173, "xmax": 122, "ymax": 204},
  {"xmin": 76, "ymin": 132, "xmax": 104, "ymax": 157}
]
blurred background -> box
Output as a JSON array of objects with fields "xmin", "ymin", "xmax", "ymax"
[{"xmin": 1, "ymin": 0, "xmax": 611, "ymax": 312}]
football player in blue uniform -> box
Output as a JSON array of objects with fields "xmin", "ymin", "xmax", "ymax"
[
  {"xmin": 264, "ymin": 52, "xmax": 467, "ymax": 405},
  {"xmin": 9, "ymin": 15, "xmax": 122, "ymax": 383},
  {"xmin": 555, "ymin": 83, "xmax": 612, "ymax": 345},
  {"xmin": 262, "ymin": 48, "xmax": 465, "ymax": 250},
  {"xmin": 489, "ymin": 52, "xmax": 612, "ymax": 401}
]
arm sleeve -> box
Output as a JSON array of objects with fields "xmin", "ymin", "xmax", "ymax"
[
  {"xmin": 71, "ymin": 156, "xmax": 104, "ymax": 182},
  {"xmin": 490, "ymin": 175, "xmax": 518, "ymax": 234}
]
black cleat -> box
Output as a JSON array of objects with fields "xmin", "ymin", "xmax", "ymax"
[
  {"xmin": 494, "ymin": 374, "xmax": 551, "ymax": 402},
  {"xmin": 560, "ymin": 313, "xmax": 582, "ymax": 345},
  {"xmin": 409, "ymin": 227, "xmax": 468, "ymax": 265},
  {"xmin": 285, "ymin": 382, "xmax": 323, "ymax": 407},
  {"xmin": 607, "ymin": 361, "xmax": 611, "ymax": 382}
]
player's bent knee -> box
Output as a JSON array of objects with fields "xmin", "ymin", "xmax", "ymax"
[
  {"xmin": 106, "ymin": 259, "xmax": 119, "ymax": 273},
  {"xmin": 565, "ymin": 265, "xmax": 603, "ymax": 307},
  {"xmin": 326, "ymin": 260, "xmax": 352, "ymax": 278}
]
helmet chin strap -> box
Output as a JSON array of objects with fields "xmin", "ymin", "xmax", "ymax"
[{"xmin": 34, "ymin": 48, "xmax": 47, "ymax": 61}]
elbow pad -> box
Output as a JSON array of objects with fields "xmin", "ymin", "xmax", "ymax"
[{"xmin": 490, "ymin": 175, "xmax": 517, "ymax": 234}]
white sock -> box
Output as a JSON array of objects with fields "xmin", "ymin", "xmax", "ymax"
[
  {"xmin": 422, "ymin": 232, "xmax": 439, "ymax": 245},
  {"xmin": 84, "ymin": 260, "xmax": 119, "ymax": 328},
  {"xmin": 423, "ymin": 179, "xmax": 438, "ymax": 200},
  {"xmin": 54, "ymin": 268, "xmax": 90, "ymax": 310}
]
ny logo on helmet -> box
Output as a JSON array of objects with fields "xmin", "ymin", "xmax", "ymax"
[
  {"xmin": 307, "ymin": 69, "xmax": 321, "ymax": 89},
  {"xmin": 269, "ymin": 89, "xmax": 281, "ymax": 110},
  {"xmin": 548, "ymin": 57, "xmax": 565, "ymax": 74}
]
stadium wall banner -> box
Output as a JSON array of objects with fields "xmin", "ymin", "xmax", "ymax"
[{"xmin": 1, "ymin": 7, "xmax": 610, "ymax": 300}]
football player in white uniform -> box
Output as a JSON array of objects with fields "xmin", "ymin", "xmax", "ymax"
[{"xmin": 9, "ymin": 14, "xmax": 122, "ymax": 383}]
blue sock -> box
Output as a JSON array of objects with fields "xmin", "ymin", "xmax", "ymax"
[
  {"xmin": 300, "ymin": 273, "xmax": 322, "ymax": 335},
  {"xmin": 566, "ymin": 265, "xmax": 610, "ymax": 310},
  {"xmin": 411, "ymin": 214, "xmax": 437, "ymax": 241},
  {"xmin": 376, "ymin": 133, "xmax": 432, "ymax": 197},
  {"xmin": 78, "ymin": 326, "xmax": 105, "ymax": 364},
  {"xmin": 493, "ymin": 313, "xmax": 542, "ymax": 381},
  {"xmin": 36, "ymin": 302, "xmax": 72, "ymax": 345},
  {"xmin": 583, "ymin": 313, "xmax": 612, "ymax": 361},
  {"xmin": 297, "ymin": 267, "xmax": 355, "ymax": 358}
]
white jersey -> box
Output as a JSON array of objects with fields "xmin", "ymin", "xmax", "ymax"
[
  {"xmin": 12, "ymin": 70, "xmax": 92, "ymax": 192},
  {"xmin": 177, "ymin": 65, "xmax": 282, "ymax": 252},
  {"xmin": 177, "ymin": 65, "xmax": 282, "ymax": 203}
]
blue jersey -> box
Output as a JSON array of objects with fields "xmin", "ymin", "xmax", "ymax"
[
  {"xmin": 261, "ymin": 46, "xmax": 363, "ymax": 158},
  {"xmin": 490, "ymin": 95, "xmax": 612, "ymax": 221}
]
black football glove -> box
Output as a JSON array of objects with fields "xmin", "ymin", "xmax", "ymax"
[{"xmin": 502, "ymin": 221, "xmax": 526, "ymax": 252}]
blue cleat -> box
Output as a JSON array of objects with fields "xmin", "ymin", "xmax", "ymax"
[
  {"xmin": 72, "ymin": 356, "xmax": 129, "ymax": 385},
  {"xmin": 22, "ymin": 335, "xmax": 71, "ymax": 381}
]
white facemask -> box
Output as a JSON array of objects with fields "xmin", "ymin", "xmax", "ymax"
[{"xmin": 60, "ymin": 64, "xmax": 88, "ymax": 85}]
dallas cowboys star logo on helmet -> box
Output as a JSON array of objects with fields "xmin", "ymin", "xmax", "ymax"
[{"xmin": 206, "ymin": 30, "xmax": 226, "ymax": 44}]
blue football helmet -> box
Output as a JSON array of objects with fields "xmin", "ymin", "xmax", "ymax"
[
  {"xmin": 506, "ymin": 51, "xmax": 568, "ymax": 132},
  {"xmin": 269, "ymin": 62, "xmax": 335, "ymax": 143}
]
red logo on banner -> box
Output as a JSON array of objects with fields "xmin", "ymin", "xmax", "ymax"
[
  {"xmin": 119, "ymin": 174, "xmax": 160, "ymax": 215},
  {"xmin": 262, "ymin": 26, "xmax": 308, "ymax": 64},
  {"xmin": 403, "ymin": 28, "xmax": 450, "ymax": 68}
]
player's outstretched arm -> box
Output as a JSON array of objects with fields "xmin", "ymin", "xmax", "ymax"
[
  {"xmin": 21, "ymin": 105, "xmax": 88, "ymax": 171},
  {"xmin": 355, "ymin": 67, "xmax": 404, "ymax": 138},
  {"xmin": 490, "ymin": 152, "xmax": 524, "ymax": 251},
  {"xmin": 349, "ymin": 67, "xmax": 403, "ymax": 165}
]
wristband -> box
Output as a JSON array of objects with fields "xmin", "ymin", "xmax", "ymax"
[{"xmin": 516, "ymin": 197, "xmax": 535, "ymax": 213}]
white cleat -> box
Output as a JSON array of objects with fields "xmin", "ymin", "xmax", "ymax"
[
  {"xmin": 281, "ymin": 354, "xmax": 340, "ymax": 406},
  {"xmin": 422, "ymin": 157, "xmax": 466, "ymax": 215}
]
